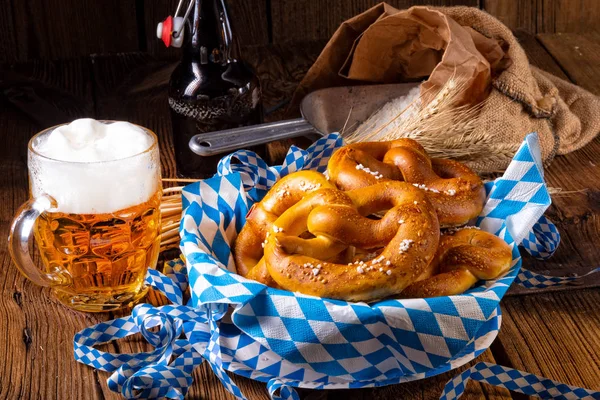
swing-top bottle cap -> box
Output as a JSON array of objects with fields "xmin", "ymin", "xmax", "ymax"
[
  {"xmin": 156, "ymin": 16, "xmax": 185, "ymax": 48},
  {"xmin": 156, "ymin": 0, "xmax": 193, "ymax": 48}
]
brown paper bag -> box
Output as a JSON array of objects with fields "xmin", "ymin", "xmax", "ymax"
[{"xmin": 291, "ymin": 4, "xmax": 600, "ymax": 172}]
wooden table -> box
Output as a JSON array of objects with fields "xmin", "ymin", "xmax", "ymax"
[{"xmin": 1, "ymin": 31, "xmax": 599, "ymax": 399}]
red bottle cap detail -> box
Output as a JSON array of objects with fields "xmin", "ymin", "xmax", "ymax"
[
  {"xmin": 156, "ymin": 0, "xmax": 192, "ymax": 48},
  {"xmin": 158, "ymin": 16, "xmax": 173, "ymax": 48}
]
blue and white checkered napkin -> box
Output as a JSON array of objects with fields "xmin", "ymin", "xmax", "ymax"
[
  {"xmin": 74, "ymin": 133, "xmax": 600, "ymax": 399},
  {"xmin": 178, "ymin": 132, "xmax": 543, "ymax": 386},
  {"xmin": 441, "ymin": 362, "xmax": 600, "ymax": 399}
]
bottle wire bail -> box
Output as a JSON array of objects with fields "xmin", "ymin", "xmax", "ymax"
[{"xmin": 156, "ymin": 0, "xmax": 194, "ymax": 48}]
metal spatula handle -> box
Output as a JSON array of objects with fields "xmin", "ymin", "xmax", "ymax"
[{"xmin": 189, "ymin": 118, "xmax": 316, "ymax": 156}]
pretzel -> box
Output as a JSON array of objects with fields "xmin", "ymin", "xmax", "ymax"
[
  {"xmin": 401, "ymin": 227, "xmax": 512, "ymax": 298},
  {"xmin": 262, "ymin": 181, "xmax": 440, "ymax": 302},
  {"xmin": 234, "ymin": 171, "xmax": 335, "ymax": 283},
  {"xmin": 327, "ymin": 139, "xmax": 486, "ymax": 227}
]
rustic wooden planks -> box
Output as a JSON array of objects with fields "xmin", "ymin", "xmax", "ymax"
[
  {"xmin": 0, "ymin": 58, "xmax": 108, "ymax": 400},
  {"xmin": 2, "ymin": 0, "xmax": 600, "ymax": 63},
  {"xmin": 267, "ymin": 0, "xmax": 599, "ymax": 43},
  {"xmin": 0, "ymin": 0, "xmax": 18, "ymax": 62},
  {"xmin": 497, "ymin": 290, "xmax": 600, "ymax": 391},
  {"xmin": 10, "ymin": 0, "xmax": 138, "ymax": 61},
  {"xmin": 497, "ymin": 30, "xmax": 600, "ymax": 395},
  {"xmin": 509, "ymin": 136, "xmax": 600, "ymax": 295},
  {"xmin": 1, "ymin": 31, "xmax": 600, "ymax": 400},
  {"xmin": 483, "ymin": 0, "xmax": 537, "ymax": 33},
  {"xmin": 553, "ymin": 0, "xmax": 600, "ymax": 33},
  {"xmin": 269, "ymin": 0, "xmax": 479, "ymax": 43},
  {"xmin": 483, "ymin": 0, "xmax": 600, "ymax": 34},
  {"xmin": 505, "ymin": 32, "xmax": 600, "ymax": 295},
  {"xmin": 227, "ymin": 0, "xmax": 271, "ymax": 45},
  {"xmin": 533, "ymin": 32, "xmax": 600, "ymax": 291},
  {"xmin": 538, "ymin": 32, "xmax": 600, "ymax": 95},
  {"xmin": 536, "ymin": 0, "xmax": 556, "ymax": 34}
]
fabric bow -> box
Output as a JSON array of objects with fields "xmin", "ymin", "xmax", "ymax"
[{"xmin": 73, "ymin": 260, "xmax": 250, "ymax": 400}]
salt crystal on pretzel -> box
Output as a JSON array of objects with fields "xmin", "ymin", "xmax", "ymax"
[
  {"xmin": 234, "ymin": 170, "xmax": 335, "ymax": 283},
  {"xmin": 262, "ymin": 181, "xmax": 440, "ymax": 302},
  {"xmin": 327, "ymin": 138, "xmax": 486, "ymax": 227},
  {"xmin": 402, "ymin": 228, "xmax": 511, "ymax": 298}
]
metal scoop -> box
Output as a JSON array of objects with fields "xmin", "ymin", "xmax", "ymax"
[{"xmin": 189, "ymin": 82, "xmax": 420, "ymax": 156}]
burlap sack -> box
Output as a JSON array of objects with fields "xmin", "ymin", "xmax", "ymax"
[{"xmin": 291, "ymin": 4, "xmax": 600, "ymax": 172}]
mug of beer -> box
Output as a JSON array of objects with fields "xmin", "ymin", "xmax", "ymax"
[{"xmin": 9, "ymin": 119, "xmax": 162, "ymax": 312}]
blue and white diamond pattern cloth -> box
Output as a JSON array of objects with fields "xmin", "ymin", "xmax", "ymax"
[
  {"xmin": 74, "ymin": 133, "xmax": 600, "ymax": 399},
  {"xmin": 520, "ymin": 215, "xmax": 560, "ymax": 260},
  {"xmin": 440, "ymin": 362, "xmax": 600, "ymax": 399},
  {"xmin": 73, "ymin": 259, "xmax": 600, "ymax": 400},
  {"xmin": 477, "ymin": 133, "xmax": 551, "ymax": 245},
  {"xmin": 515, "ymin": 265, "xmax": 600, "ymax": 289},
  {"xmin": 181, "ymin": 132, "xmax": 544, "ymax": 384}
]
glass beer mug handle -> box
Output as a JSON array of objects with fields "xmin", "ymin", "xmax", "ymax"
[{"xmin": 9, "ymin": 194, "xmax": 59, "ymax": 287}]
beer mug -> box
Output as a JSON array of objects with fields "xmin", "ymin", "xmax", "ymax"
[{"xmin": 9, "ymin": 120, "xmax": 162, "ymax": 312}]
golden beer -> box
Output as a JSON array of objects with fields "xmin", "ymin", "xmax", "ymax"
[
  {"xmin": 9, "ymin": 119, "xmax": 162, "ymax": 312},
  {"xmin": 33, "ymin": 191, "xmax": 161, "ymax": 309}
]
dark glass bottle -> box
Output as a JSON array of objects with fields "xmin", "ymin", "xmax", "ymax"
[{"xmin": 168, "ymin": 0, "xmax": 262, "ymax": 178}]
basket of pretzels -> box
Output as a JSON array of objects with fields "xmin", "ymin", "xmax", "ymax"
[{"xmin": 179, "ymin": 132, "xmax": 552, "ymax": 389}]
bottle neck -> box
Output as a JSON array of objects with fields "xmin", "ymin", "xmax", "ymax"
[{"xmin": 185, "ymin": 0, "xmax": 239, "ymax": 64}]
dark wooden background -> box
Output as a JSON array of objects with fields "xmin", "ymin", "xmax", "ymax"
[
  {"xmin": 2, "ymin": 0, "xmax": 600, "ymax": 63},
  {"xmin": 1, "ymin": 1, "xmax": 600, "ymax": 399}
]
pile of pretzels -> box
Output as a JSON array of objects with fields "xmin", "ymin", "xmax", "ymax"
[{"xmin": 234, "ymin": 139, "xmax": 512, "ymax": 302}]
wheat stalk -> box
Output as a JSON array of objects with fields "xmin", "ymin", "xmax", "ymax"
[
  {"xmin": 159, "ymin": 179, "xmax": 191, "ymax": 252},
  {"xmin": 347, "ymin": 78, "xmax": 516, "ymax": 170},
  {"xmin": 547, "ymin": 187, "xmax": 588, "ymax": 196}
]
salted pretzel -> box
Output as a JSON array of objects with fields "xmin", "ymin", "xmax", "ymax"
[
  {"xmin": 327, "ymin": 139, "xmax": 486, "ymax": 227},
  {"xmin": 234, "ymin": 171, "xmax": 335, "ymax": 283},
  {"xmin": 263, "ymin": 181, "xmax": 440, "ymax": 302},
  {"xmin": 401, "ymin": 227, "xmax": 512, "ymax": 298}
]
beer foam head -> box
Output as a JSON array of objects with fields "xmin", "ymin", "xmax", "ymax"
[
  {"xmin": 36, "ymin": 119, "xmax": 153, "ymax": 162},
  {"xmin": 29, "ymin": 119, "xmax": 160, "ymax": 214}
]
